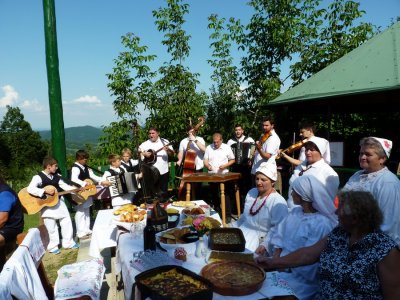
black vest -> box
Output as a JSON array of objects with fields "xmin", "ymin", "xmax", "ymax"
[
  {"xmin": 108, "ymin": 167, "xmax": 125, "ymax": 177},
  {"xmin": 121, "ymin": 160, "xmax": 135, "ymax": 172},
  {"xmin": 38, "ymin": 172, "xmax": 63, "ymax": 193},
  {"xmin": 0, "ymin": 183, "xmax": 24, "ymax": 232},
  {"xmin": 72, "ymin": 163, "xmax": 90, "ymax": 181}
]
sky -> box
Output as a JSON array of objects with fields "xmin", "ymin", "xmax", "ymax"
[{"xmin": 0, "ymin": 0, "xmax": 399, "ymax": 130}]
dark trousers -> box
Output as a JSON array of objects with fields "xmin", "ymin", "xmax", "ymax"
[
  {"xmin": 159, "ymin": 172, "xmax": 169, "ymax": 199},
  {"xmin": 231, "ymin": 163, "xmax": 252, "ymax": 213},
  {"xmin": 207, "ymin": 182, "xmax": 234, "ymax": 218}
]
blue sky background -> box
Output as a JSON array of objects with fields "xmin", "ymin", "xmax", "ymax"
[{"xmin": 0, "ymin": 0, "xmax": 398, "ymax": 130}]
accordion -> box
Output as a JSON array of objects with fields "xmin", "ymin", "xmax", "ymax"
[
  {"xmin": 231, "ymin": 142, "xmax": 256, "ymax": 165},
  {"xmin": 107, "ymin": 172, "xmax": 138, "ymax": 197}
]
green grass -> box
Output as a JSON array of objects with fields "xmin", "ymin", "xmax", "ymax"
[{"xmin": 23, "ymin": 213, "xmax": 40, "ymax": 231}]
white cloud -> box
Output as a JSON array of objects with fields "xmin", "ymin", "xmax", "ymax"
[
  {"xmin": 20, "ymin": 98, "xmax": 45, "ymax": 112},
  {"xmin": 72, "ymin": 95, "xmax": 102, "ymax": 105},
  {"xmin": 0, "ymin": 85, "xmax": 18, "ymax": 107}
]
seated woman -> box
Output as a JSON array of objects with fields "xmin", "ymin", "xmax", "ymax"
[
  {"xmin": 256, "ymin": 175, "xmax": 337, "ymax": 299},
  {"xmin": 256, "ymin": 190, "xmax": 400, "ymax": 299},
  {"xmin": 235, "ymin": 162, "xmax": 288, "ymax": 252}
]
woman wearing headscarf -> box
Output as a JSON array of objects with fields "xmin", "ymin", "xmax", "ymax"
[
  {"xmin": 256, "ymin": 175, "xmax": 337, "ymax": 299},
  {"xmin": 343, "ymin": 137, "xmax": 400, "ymax": 245},
  {"xmin": 256, "ymin": 191, "xmax": 400, "ymax": 299},
  {"xmin": 235, "ymin": 162, "xmax": 288, "ymax": 252}
]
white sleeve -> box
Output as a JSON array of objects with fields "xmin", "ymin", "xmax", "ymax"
[
  {"xmin": 27, "ymin": 175, "xmax": 45, "ymax": 197},
  {"xmin": 70, "ymin": 166, "xmax": 87, "ymax": 187},
  {"xmin": 88, "ymin": 169, "xmax": 103, "ymax": 183}
]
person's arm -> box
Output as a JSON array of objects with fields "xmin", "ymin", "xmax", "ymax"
[
  {"xmin": 0, "ymin": 191, "xmax": 14, "ymax": 228},
  {"xmin": 378, "ymin": 248, "xmax": 400, "ymax": 299},
  {"xmin": 255, "ymin": 140, "xmax": 272, "ymax": 160},
  {"xmin": 203, "ymin": 158, "xmax": 213, "ymax": 171},
  {"xmin": 27, "ymin": 175, "xmax": 47, "ymax": 197},
  {"xmin": 219, "ymin": 159, "xmax": 235, "ymax": 171},
  {"xmin": 280, "ymin": 151, "xmax": 302, "ymax": 166},
  {"xmin": 193, "ymin": 139, "xmax": 206, "ymax": 153},
  {"xmin": 70, "ymin": 166, "xmax": 87, "ymax": 187},
  {"xmin": 176, "ymin": 150, "xmax": 184, "ymax": 166},
  {"xmin": 255, "ymin": 236, "xmax": 327, "ymax": 271}
]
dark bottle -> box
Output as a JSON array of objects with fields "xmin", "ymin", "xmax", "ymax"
[
  {"xmin": 143, "ymin": 216, "xmax": 156, "ymax": 251},
  {"xmin": 151, "ymin": 200, "xmax": 168, "ymax": 233}
]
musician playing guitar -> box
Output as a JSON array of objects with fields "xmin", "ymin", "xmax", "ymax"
[
  {"xmin": 27, "ymin": 156, "xmax": 80, "ymax": 254},
  {"xmin": 139, "ymin": 127, "xmax": 175, "ymax": 200},
  {"xmin": 251, "ymin": 116, "xmax": 281, "ymax": 187},
  {"xmin": 70, "ymin": 150, "xmax": 111, "ymax": 240}
]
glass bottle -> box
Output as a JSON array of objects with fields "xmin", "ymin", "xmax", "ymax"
[
  {"xmin": 151, "ymin": 200, "xmax": 168, "ymax": 233},
  {"xmin": 143, "ymin": 216, "xmax": 156, "ymax": 251}
]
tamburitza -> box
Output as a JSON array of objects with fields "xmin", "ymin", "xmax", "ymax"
[{"xmin": 231, "ymin": 142, "xmax": 255, "ymax": 165}]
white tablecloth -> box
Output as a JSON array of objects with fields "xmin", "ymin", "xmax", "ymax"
[
  {"xmin": 113, "ymin": 200, "xmax": 296, "ymax": 300},
  {"xmin": 89, "ymin": 209, "xmax": 118, "ymax": 258}
]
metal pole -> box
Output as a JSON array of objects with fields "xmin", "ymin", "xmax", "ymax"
[{"xmin": 43, "ymin": 0, "xmax": 67, "ymax": 177}]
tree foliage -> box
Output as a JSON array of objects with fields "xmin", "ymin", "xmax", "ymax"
[
  {"xmin": 0, "ymin": 106, "xmax": 49, "ymax": 180},
  {"xmin": 206, "ymin": 14, "xmax": 243, "ymax": 139}
]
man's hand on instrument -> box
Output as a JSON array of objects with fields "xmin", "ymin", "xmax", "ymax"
[
  {"xmin": 188, "ymin": 132, "xmax": 196, "ymax": 141},
  {"xmin": 176, "ymin": 160, "xmax": 182, "ymax": 166},
  {"xmin": 255, "ymin": 141, "xmax": 262, "ymax": 150},
  {"xmin": 100, "ymin": 180, "xmax": 112, "ymax": 187},
  {"xmin": 44, "ymin": 186, "xmax": 56, "ymax": 195}
]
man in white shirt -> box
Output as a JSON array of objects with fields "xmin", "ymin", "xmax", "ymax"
[
  {"xmin": 251, "ymin": 116, "xmax": 281, "ymax": 186},
  {"xmin": 139, "ymin": 127, "xmax": 174, "ymax": 201},
  {"xmin": 227, "ymin": 124, "xmax": 255, "ymax": 211},
  {"xmin": 279, "ymin": 121, "xmax": 331, "ymax": 166},
  {"xmin": 204, "ymin": 133, "xmax": 235, "ymax": 221}
]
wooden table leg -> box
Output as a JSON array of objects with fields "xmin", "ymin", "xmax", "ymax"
[
  {"xmin": 186, "ymin": 183, "xmax": 191, "ymax": 202},
  {"xmin": 235, "ymin": 181, "xmax": 241, "ymax": 218},
  {"xmin": 220, "ymin": 182, "xmax": 226, "ymax": 226}
]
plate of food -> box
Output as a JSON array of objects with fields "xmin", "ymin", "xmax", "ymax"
[
  {"xmin": 182, "ymin": 206, "xmax": 205, "ymax": 218},
  {"xmin": 113, "ymin": 203, "xmax": 139, "ymax": 215},
  {"xmin": 156, "ymin": 227, "xmax": 198, "ymax": 256},
  {"xmin": 112, "ymin": 209, "xmax": 147, "ymax": 231},
  {"xmin": 171, "ymin": 201, "xmax": 196, "ymax": 208},
  {"xmin": 201, "ymin": 261, "xmax": 265, "ymax": 296}
]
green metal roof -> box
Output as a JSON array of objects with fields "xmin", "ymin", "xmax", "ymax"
[{"xmin": 269, "ymin": 22, "xmax": 400, "ymax": 106}]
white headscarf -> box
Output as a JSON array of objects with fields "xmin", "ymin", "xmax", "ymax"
[
  {"xmin": 256, "ymin": 161, "xmax": 278, "ymax": 181},
  {"xmin": 291, "ymin": 175, "xmax": 338, "ymax": 225}
]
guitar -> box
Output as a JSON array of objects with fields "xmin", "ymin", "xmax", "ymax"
[
  {"xmin": 142, "ymin": 141, "xmax": 175, "ymax": 165},
  {"xmin": 18, "ymin": 180, "xmax": 97, "ymax": 215}
]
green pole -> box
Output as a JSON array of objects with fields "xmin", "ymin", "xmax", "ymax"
[{"xmin": 43, "ymin": 0, "xmax": 67, "ymax": 177}]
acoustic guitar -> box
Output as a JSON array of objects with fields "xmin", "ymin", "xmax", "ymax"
[
  {"xmin": 142, "ymin": 141, "xmax": 175, "ymax": 165},
  {"xmin": 18, "ymin": 179, "xmax": 97, "ymax": 215}
]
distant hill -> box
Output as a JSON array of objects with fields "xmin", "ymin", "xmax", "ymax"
[{"xmin": 38, "ymin": 125, "xmax": 103, "ymax": 153}]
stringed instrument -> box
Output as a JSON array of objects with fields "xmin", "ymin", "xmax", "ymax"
[
  {"xmin": 142, "ymin": 141, "xmax": 175, "ymax": 165},
  {"xmin": 177, "ymin": 116, "xmax": 205, "ymax": 200},
  {"xmin": 276, "ymin": 139, "xmax": 308, "ymax": 159},
  {"xmin": 18, "ymin": 179, "xmax": 97, "ymax": 215}
]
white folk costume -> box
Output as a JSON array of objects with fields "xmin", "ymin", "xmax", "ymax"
[
  {"xmin": 267, "ymin": 175, "xmax": 337, "ymax": 300},
  {"xmin": 235, "ymin": 163, "xmax": 288, "ymax": 252},
  {"xmin": 27, "ymin": 172, "xmax": 76, "ymax": 251},
  {"xmin": 102, "ymin": 165, "xmax": 135, "ymax": 208},
  {"xmin": 203, "ymin": 143, "xmax": 235, "ymax": 174},
  {"xmin": 298, "ymin": 136, "xmax": 331, "ymax": 164},
  {"xmin": 139, "ymin": 138, "xmax": 172, "ymax": 176},
  {"xmin": 343, "ymin": 167, "xmax": 400, "ymax": 245},
  {"xmin": 287, "ymin": 159, "xmax": 339, "ymax": 209},
  {"xmin": 71, "ymin": 163, "xmax": 104, "ymax": 239},
  {"xmin": 251, "ymin": 129, "xmax": 280, "ymax": 175},
  {"xmin": 121, "ymin": 158, "xmax": 139, "ymax": 172},
  {"xmin": 178, "ymin": 136, "xmax": 206, "ymax": 171}
]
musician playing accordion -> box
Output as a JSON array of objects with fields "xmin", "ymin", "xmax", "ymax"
[
  {"xmin": 102, "ymin": 154, "xmax": 141, "ymax": 208},
  {"xmin": 227, "ymin": 124, "xmax": 255, "ymax": 213}
]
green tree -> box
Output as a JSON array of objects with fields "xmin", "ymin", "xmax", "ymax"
[
  {"xmin": 101, "ymin": 33, "xmax": 157, "ymax": 157},
  {"xmin": 290, "ymin": 0, "xmax": 375, "ymax": 85},
  {"xmin": 0, "ymin": 106, "xmax": 48, "ymax": 180},
  {"xmin": 236, "ymin": 0, "xmax": 306, "ymax": 134},
  {"xmin": 206, "ymin": 14, "xmax": 242, "ymax": 139},
  {"xmin": 150, "ymin": 0, "xmax": 207, "ymax": 139}
]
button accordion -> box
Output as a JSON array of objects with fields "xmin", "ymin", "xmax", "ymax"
[
  {"xmin": 231, "ymin": 142, "xmax": 255, "ymax": 165},
  {"xmin": 107, "ymin": 172, "xmax": 138, "ymax": 197}
]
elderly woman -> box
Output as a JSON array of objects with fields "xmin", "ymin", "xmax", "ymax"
[
  {"xmin": 287, "ymin": 139, "xmax": 339, "ymax": 209},
  {"xmin": 256, "ymin": 175, "xmax": 337, "ymax": 299},
  {"xmin": 235, "ymin": 162, "xmax": 288, "ymax": 252},
  {"xmin": 256, "ymin": 191, "xmax": 400, "ymax": 299},
  {"xmin": 343, "ymin": 137, "xmax": 400, "ymax": 245}
]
